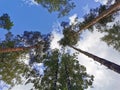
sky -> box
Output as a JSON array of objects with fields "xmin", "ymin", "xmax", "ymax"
[
  {"xmin": 0, "ymin": 0, "xmax": 99, "ymax": 37},
  {"xmin": 0, "ymin": 0, "xmax": 120, "ymax": 90},
  {"xmin": 50, "ymin": 13, "xmax": 120, "ymax": 90}
]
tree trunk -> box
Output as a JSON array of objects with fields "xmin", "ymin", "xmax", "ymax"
[
  {"xmin": 53, "ymin": 59, "xmax": 59, "ymax": 90},
  {"xmin": 78, "ymin": 1, "xmax": 120, "ymax": 33},
  {"xmin": 64, "ymin": 62, "xmax": 71, "ymax": 90},
  {"xmin": 0, "ymin": 46, "xmax": 37, "ymax": 53},
  {"xmin": 70, "ymin": 46, "xmax": 120, "ymax": 74}
]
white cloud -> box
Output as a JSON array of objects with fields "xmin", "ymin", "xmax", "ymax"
[
  {"xmin": 50, "ymin": 17, "xmax": 120, "ymax": 90},
  {"xmin": 69, "ymin": 14, "xmax": 78, "ymax": 25},
  {"xmin": 82, "ymin": 4, "xmax": 90, "ymax": 14},
  {"xmin": 69, "ymin": 30, "xmax": 120, "ymax": 90},
  {"xmin": 94, "ymin": 0, "xmax": 115, "ymax": 5},
  {"xmin": 50, "ymin": 22, "xmax": 63, "ymax": 49},
  {"xmin": 11, "ymin": 12, "xmax": 120, "ymax": 90},
  {"xmin": 50, "ymin": 30, "xmax": 63, "ymax": 49},
  {"xmin": 22, "ymin": 0, "xmax": 38, "ymax": 6},
  {"xmin": 94, "ymin": 0, "xmax": 108, "ymax": 4},
  {"xmin": 12, "ymin": 83, "xmax": 33, "ymax": 90}
]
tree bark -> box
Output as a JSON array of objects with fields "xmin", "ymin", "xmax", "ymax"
[
  {"xmin": 0, "ymin": 46, "xmax": 37, "ymax": 53},
  {"xmin": 70, "ymin": 46, "xmax": 120, "ymax": 74},
  {"xmin": 53, "ymin": 59, "xmax": 59, "ymax": 90},
  {"xmin": 77, "ymin": 1, "xmax": 120, "ymax": 33}
]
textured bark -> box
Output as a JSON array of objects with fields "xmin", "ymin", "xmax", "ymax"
[
  {"xmin": 70, "ymin": 46, "xmax": 120, "ymax": 74},
  {"xmin": 0, "ymin": 46, "xmax": 37, "ymax": 53},
  {"xmin": 78, "ymin": 1, "xmax": 120, "ymax": 33}
]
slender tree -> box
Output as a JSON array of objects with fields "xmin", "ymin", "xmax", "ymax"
[
  {"xmin": 77, "ymin": 1, "xmax": 120, "ymax": 33},
  {"xmin": 0, "ymin": 45, "xmax": 37, "ymax": 53},
  {"xmin": 70, "ymin": 46, "xmax": 120, "ymax": 74},
  {"xmin": 58, "ymin": 1, "xmax": 120, "ymax": 75},
  {"xmin": 0, "ymin": 31, "xmax": 51, "ymax": 89}
]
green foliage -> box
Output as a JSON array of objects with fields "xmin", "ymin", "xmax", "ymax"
[
  {"xmin": 101, "ymin": 23, "xmax": 120, "ymax": 51},
  {"xmin": 40, "ymin": 49, "xmax": 60, "ymax": 90},
  {"xmin": 26, "ymin": 49, "xmax": 94, "ymax": 90},
  {"xmin": 0, "ymin": 33, "xmax": 29, "ymax": 87},
  {"xmin": 81, "ymin": 9, "xmax": 97, "ymax": 30},
  {"xmin": 0, "ymin": 52, "xmax": 28, "ymax": 87},
  {"xmin": 95, "ymin": 5, "xmax": 115, "ymax": 30},
  {"xmin": 59, "ymin": 52, "xmax": 94, "ymax": 90},
  {"xmin": 80, "ymin": 5, "xmax": 116, "ymax": 31},
  {"xmin": 0, "ymin": 13, "xmax": 14, "ymax": 30},
  {"xmin": 59, "ymin": 27, "xmax": 79, "ymax": 46},
  {"xmin": 17, "ymin": 31, "xmax": 51, "ymax": 64},
  {"xmin": 34, "ymin": 0, "xmax": 75, "ymax": 17}
]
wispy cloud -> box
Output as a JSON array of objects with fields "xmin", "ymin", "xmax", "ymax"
[
  {"xmin": 74, "ymin": 30, "xmax": 120, "ymax": 90},
  {"xmin": 51, "ymin": 28, "xmax": 120, "ymax": 90},
  {"xmin": 94, "ymin": 0, "xmax": 115, "ymax": 5},
  {"xmin": 11, "ymin": 14, "xmax": 120, "ymax": 90},
  {"xmin": 22, "ymin": 0, "xmax": 38, "ymax": 6},
  {"xmin": 50, "ymin": 14, "xmax": 120, "ymax": 90},
  {"xmin": 82, "ymin": 4, "xmax": 90, "ymax": 14},
  {"xmin": 69, "ymin": 14, "xmax": 78, "ymax": 25}
]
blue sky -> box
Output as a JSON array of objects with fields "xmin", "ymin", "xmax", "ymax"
[{"xmin": 0, "ymin": 0, "xmax": 100, "ymax": 38}]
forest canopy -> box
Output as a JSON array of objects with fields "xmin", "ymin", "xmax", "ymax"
[{"xmin": 0, "ymin": 0, "xmax": 120, "ymax": 90}]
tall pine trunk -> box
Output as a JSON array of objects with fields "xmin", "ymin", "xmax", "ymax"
[
  {"xmin": 64, "ymin": 62, "xmax": 71, "ymax": 90},
  {"xmin": 0, "ymin": 46, "xmax": 37, "ymax": 53},
  {"xmin": 53, "ymin": 59, "xmax": 59, "ymax": 90},
  {"xmin": 78, "ymin": 1, "xmax": 120, "ymax": 33},
  {"xmin": 70, "ymin": 46, "xmax": 120, "ymax": 74}
]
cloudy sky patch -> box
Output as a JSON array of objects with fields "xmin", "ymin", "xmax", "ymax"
[
  {"xmin": 49, "ymin": 14, "xmax": 120, "ymax": 90},
  {"xmin": 22, "ymin": 0, "xmax": 38, "ymax": 6}
]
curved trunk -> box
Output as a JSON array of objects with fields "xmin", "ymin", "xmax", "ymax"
[
  {"xmin": 78, "ymin": 1, "xmax": 120, "ymax": 33},
  {"xmin": 70, "ymin": 46, "xmax": 120, "ymax": 74},
  {"xmin": 0, "ymin": 46, "xmax": 37, "ymax": 53}
]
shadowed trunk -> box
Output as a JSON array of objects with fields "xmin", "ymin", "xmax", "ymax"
[
  {"xmin": 78, "ymin": 1, "xmax": 120, "ymax": 33},
  {"xmin": 70, "ymin": 46, "xmax": 120, "ymax": 74},
  {"xmin": 64, "ymin": 62, "xmax": 71, "ymax": 90},
  {"xmin": 53, "ymin": 59, "xmax": 59, "ymax": 90}
]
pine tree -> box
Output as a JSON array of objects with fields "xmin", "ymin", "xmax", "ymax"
[
  {"xmin": 58, "ymin": 1, "xmax": 120, "ymax": 75},
  {"xmin": 59, "ymin": 1, "xmax": 120, "ymax": 46},
  {"xmin": 26, "ymin": 49, "xmax": 94, "ymax": 90},
  {"xmin": 101, "ymin": 23, "xmax": 120, "ymax": 51},
  {"xmin": 0, "ymin": 32, "xmax": 29, "ymax": 87},
  {"xmin": 78, "ymin": 1, "xmax": 120, "ymax": 33},
  {"xmin": 70, "ymin": 46, "xmax": 120, "ymax": 74}
]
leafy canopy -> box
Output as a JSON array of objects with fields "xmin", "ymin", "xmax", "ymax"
[{"xmin": 25, "ymin": 49, "xmax": 94, "ymax": 90}]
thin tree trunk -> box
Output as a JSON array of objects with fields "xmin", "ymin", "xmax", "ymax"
[
  {"xmin": 70, "ymin": 46, "xmax": 120, "ymax": 74},
  {"xmin": 64, "ymin": 62, "xmax": 71, "ymax": 90},
  {"xmin": 53, "ymin": 59, "xmax": 59, "ymax": 90},
  {"xmin": 77, "ymin": 1, "xmax": 120, "ymax": 33},
  {"xmin": 0, "ymin": 46, "xmax": 37, "ymax": 53}
]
